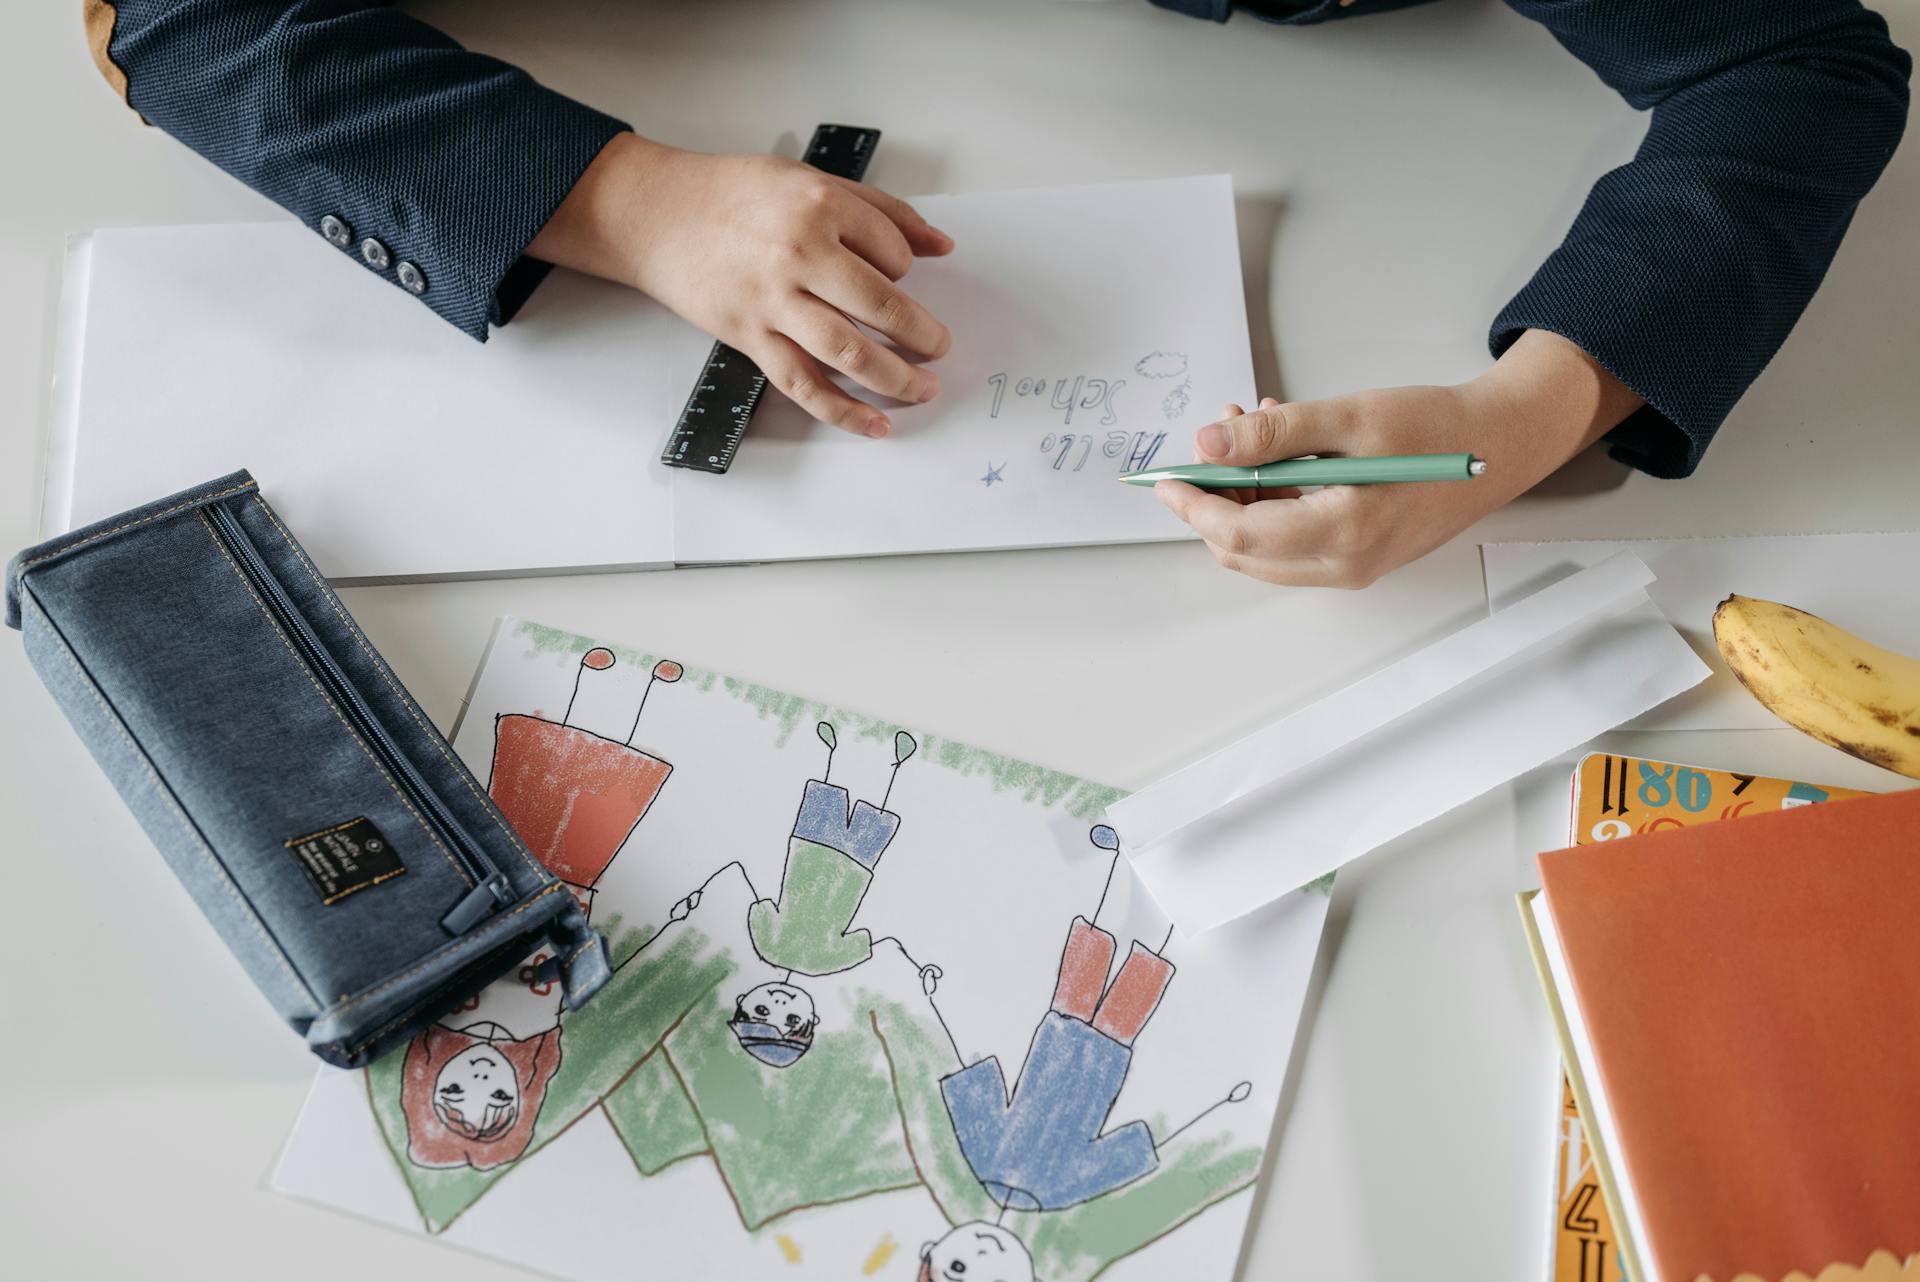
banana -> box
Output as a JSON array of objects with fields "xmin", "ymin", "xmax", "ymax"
[{"xmin": 1713, "ymin": 594, "xmax": 1920, "ymax": 779}]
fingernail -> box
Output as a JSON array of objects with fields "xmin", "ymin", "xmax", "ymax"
[
  {"xmin": 867, "ymin": 414, "xmax": 892, "ymax": 438},
  {"xmin": 1197, "ymin": 423, "xmax": 1231, "ymax": 458},
  {"xmin": 929, "ymin": 225, "xmax": 954, "ymax": 247},
  {"xmin": 917, "ymin": 380, "xmax": 938, "ymax": 404}
]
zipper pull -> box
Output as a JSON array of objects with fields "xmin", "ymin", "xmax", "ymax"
[{"xmin": 441, "ymin": 875, "xmax": 513, "ymax": 935}]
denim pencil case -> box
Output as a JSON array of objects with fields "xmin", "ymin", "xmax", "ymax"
[{"xmin": 5, "ymin": 470, "xmax": 609, "ymax": 1067}]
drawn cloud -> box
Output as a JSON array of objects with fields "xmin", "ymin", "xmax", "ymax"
[{"xmin": 1134, "ymin": 351, "xmax": 1189, "ymax": 380}]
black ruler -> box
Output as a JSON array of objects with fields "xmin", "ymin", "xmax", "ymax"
[{"xmin": 659, "ymin": 124, "xmax": 883, "ymax": 474}]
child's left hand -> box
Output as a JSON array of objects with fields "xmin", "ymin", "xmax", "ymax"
[{"xmin": 1153, "ymin": 330, "xmax": 1643, "ymax": 588}]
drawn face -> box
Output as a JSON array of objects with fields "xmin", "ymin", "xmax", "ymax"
[
  {"xmin": 918, "ymin": 1223, "xmax": 1035, "ymax": 1282},
  {"xmin": 432, "ymin": 1044, "xmax": 522, "ymax": 1142},
  {"xmin": 728, "ymin": 983, "xmax": 818, "ymax": 1069},
  {"xmin": 739, "ymin": 983, "xmax": 815, "ymax": 1035}
]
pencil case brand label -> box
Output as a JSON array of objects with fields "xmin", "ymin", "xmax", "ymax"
[{"xmin": 286, "ymin": 816, "xmax": 405, "ymax": 904}]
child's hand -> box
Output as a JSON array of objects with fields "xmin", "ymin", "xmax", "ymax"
[
  {"xmin": 530, "ymin": 133, "xmax": 954, "ymax": 437},
  {"xmin": 1154, "ymin": 331, "xmax": 1642, "ymax": 587}
]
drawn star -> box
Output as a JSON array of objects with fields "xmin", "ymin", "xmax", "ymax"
[{"xmin": 981, "ymin": 461, "xmax": 1006, "ymax": 487}]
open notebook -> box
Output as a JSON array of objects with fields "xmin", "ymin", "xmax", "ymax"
[
  {"xmin": 43, "ymin": 176, "xmax": 1252, "ymax": 583},
  {"xmin": 1521, "ymin": 787, "xmax": 1920, "ymax": 1282}
]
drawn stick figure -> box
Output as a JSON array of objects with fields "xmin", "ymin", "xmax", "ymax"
[
  {"xmin": 745, "ymin": 725, "xmax": 916, "ymax": 979},
  {"xmin": 937, "ymin": 825, "xmax": 1248, "ymax": 1211},
  {"xmin": 460, "ymin": 649, "xmax": 686, "ymax": 1034},
  {"xmin": 401, "ymin": 648, "xmax": 685, "ymax": 1170}
]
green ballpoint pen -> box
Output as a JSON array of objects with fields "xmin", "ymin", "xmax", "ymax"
[{"xmin": 1119, "ymin": 453, "xmax": 1487, "ymax": 489}]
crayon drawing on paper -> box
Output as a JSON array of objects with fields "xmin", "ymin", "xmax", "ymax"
[{"xmin": 273, "ymin": 618, "xmax": 1329, "ymax": 1282}]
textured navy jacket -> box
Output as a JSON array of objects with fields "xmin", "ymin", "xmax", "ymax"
[{"xmin": 87, "ymin": 1, "xmax": 1908, "ymax": 478}]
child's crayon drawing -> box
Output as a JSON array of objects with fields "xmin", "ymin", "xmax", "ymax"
[{"xmin": 276, "ymin": 619, "xmax": 1331, "ymax": 1282}]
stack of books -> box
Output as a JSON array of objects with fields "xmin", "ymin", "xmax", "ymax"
[{"xmin": 1520, "ymin": 759, "xmax": 1919, "ymax": 1282}]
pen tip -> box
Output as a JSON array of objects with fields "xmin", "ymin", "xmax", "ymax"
[{"xmin": 1469, "ymin": 458, "xmax": 1489, "ymax": 476}]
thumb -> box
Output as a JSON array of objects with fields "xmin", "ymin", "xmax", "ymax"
[{"xmin": 1194, "ymin": 400, "xmax": 1328, "ymax": 466}]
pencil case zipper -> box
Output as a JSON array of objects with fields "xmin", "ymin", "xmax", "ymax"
[{"xmin": 203, "ymin": 502, "xmax": 511, "ymax": 934}]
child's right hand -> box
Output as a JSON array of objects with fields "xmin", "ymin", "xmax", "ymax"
[{"xmin": 529, "ymin": 132, "xmax": 955, "ymax": 438}]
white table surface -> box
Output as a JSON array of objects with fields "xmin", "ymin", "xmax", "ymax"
[{"xmin": 2, "ymin": 2, "xmax": 1915, "ymax": 1278}]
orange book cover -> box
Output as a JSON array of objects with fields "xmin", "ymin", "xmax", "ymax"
[
  {"xmin": 1549, "ymin": 755, "xmax": 1873, "ymax": 1282},
  {"xmin": 1537, "ymin": 786, "xmax": 1920, "ymax": 1282}
]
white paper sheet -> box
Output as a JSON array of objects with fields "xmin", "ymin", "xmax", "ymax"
[
  {"xmin": 1482, "ymin": 534, "xmax": 1920, "ymax": 732},
  {"xmin": 54, "ymin": 176, "xmax": 1248, "ymax": 580},
  {"xmin": 271, "ymin": 618, "xmax": 1329, "ymax": 1282},
  {"xmin": 58, "ymin": 222, "xmax": 700, "ymax": 582},
  {"xmin": 671, "ymin": 175, "xmax": 1253, "ymax": 562},
  {"xmin": 1111, "ymin": 553, "xmax": 1711, "ymax": 935}
]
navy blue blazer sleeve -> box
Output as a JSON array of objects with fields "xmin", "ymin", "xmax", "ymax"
[
  {"xmin": 91, "ymin": 1, "xmax": 630, "ymax": 340},
  {"xmin": 1491, "ymin": 1, "xmax": 1909, "ymax": 477},
  {"xmin": 1155, "ymin": 0, "xmax": 1910, "ymax": 478}
]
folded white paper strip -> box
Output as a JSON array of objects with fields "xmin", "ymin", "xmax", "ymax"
[
  {"xmin": 1111, "ymin": 552, "xmax": 1712, "ymax": 935},
  {"xmin": 1482, "ymin": 533, "xmax": 1920, "ymax": 732}
]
